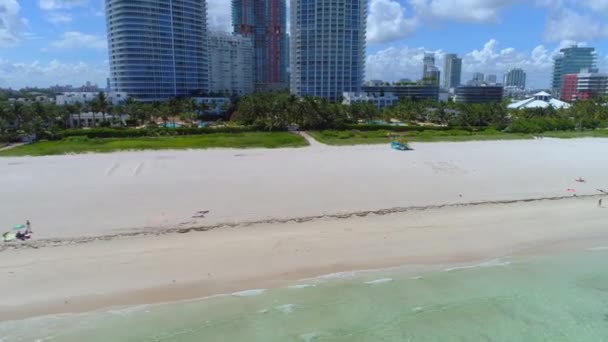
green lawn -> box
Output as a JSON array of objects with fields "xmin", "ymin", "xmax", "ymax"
[
  {"xmin": 308, "ymin": 129, "xmax": 535, "ymax": 145},
  {"xmin": 0, "ymin": 132, "xmax": 308, "ymax": 157}
]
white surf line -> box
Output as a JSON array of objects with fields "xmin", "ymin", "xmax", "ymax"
[
  {"xmin": 105, "ymin": 162, "xmax": 119, "ymax": 176},
  {"xmin": 133, "ymin": 162, "xmax": 144, "ymax": 176}
]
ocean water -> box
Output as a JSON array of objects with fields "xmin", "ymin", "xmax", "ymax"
[{"xmin": 2, "ymin": 250, "xmax": 608, "ymax": 342}]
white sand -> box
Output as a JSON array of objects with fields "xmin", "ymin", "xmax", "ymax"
[
  {"xmin": 1, "ymin": 138, "xmax": 607, "ymax": 239},
  {"xmin": 1, "ymin": 197, "xmax": 607, "ymax": 320}
]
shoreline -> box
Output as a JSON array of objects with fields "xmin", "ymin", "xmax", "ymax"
[{"xmin": 1, "ymin": 196, "xmax": 607, "ymax": 321}]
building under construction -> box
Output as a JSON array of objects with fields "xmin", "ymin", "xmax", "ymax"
[{"xmin": 232, "ymin": 0, "xmax": 288, "ymax": 91}]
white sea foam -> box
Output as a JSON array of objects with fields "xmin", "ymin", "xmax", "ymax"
[
  {"xmin": 276, "ymin": 304, "xmax": 296, "ymax": 314},
  {"xmin": 288, "ymin": 284, "xmax": 316, "ymax": 289},
  {"xmin": 232, "ymin": 289, "xmax": 267, "ymax": 297},
  {"xmin": 411, "ymin": 276, "xmax": 423, "ymax": 280},
  {"xmin": 588, "ymin": 246, "xmax": 608, "ymax": 251},
  {"xmin": 444, "ymin": 259, "xmax": 511, "ymax": 272},
  {"xmin": 300, "ymin": 332, "xmax": 320, "ymax": 341},
  {"xmin": 365, "ymin": 278, "xmax": 393, "ymax": 285}
]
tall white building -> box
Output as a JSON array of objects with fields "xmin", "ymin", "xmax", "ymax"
[
  {"xmin": 208, "ymin": 32, "xmax": 254, "ymax": 96},
  {"xmin": 290, "ymin": 0, "xmax": 367, "ymax": 102}
]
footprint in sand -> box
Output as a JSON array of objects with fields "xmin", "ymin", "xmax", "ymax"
[
  {"xmin": 106, "ymin": 162, "xmax": 119, "ymax": 176},
  {"xmin": 133, "ymin": 162, "xmax": 144, "ymax": 176}
]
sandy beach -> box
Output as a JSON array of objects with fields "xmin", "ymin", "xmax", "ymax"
[{"xmin": 1, "ymin": 138, "xmax": 608, "ymax": 321}]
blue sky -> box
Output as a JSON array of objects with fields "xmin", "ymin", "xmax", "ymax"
[{"xmin": 0, "ymin": 0, "xmax": 607, "ymax": 89}]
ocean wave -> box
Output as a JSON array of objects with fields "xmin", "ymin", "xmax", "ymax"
[
  {"xmin": 444, "ymin": 259, "xmax": 511, "ymax": 272},
  {"xmin": 288, "ymin": 284, "xmax": 316, "ymax": 289},
  {"xmin": 232, "ymin": 289, "xmax": 267, "ymax": 297},
  {"xmin": 275, "ymin": 304, "xmax": 296, "ymax": 314},
  {"xmin": 588, "ymin": 246, "xmax": 608, "ymax": 251},
  {"xmin": 365, "ymin": 278, "xmax": 393, "ymax": 285}
]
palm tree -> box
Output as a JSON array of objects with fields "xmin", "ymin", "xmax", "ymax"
[{"xmin": 94, "ymin": 92, "xmax": 109, "ymax": 125}]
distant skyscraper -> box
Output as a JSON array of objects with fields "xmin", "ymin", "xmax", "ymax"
[
  {"xmin": 208, "ymin": 32, "xmax": 254, "ymax": 96},
  {"xmin": 105, "ymin": 0, "xmax": 209, "ymax": 101},
  {"xmin": 504, "ymin": 68, "xmax": 527, "ymax": 89},
  {"xmin": 290, "ymin": 0, "xmax": 367, "ymax": 101},
  {"xmin": 232, "ymin": 0, "xmax": 288, "ymax": 90},
  {"xmin": 552, "ymin": 45, "xmax": 596, "ymax": 97},
  {"xmin": 472, "ymin": 72, "xmax": 485, "ymax": 82},
  {"xmin": 443, "ymin": 54, "xmax": 462, "ymax": 90},
  {"xmin": 422, "ymin": 53, "xmax": 440, "ymax": 86},
  {"xmin": 486, "ymin": 74, "xmax": 497, "ymax": 84}
]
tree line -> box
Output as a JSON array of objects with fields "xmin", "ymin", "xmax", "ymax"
[{"xmin": 1, "ymin": 90, "xmax": 608, "ymax": 142}]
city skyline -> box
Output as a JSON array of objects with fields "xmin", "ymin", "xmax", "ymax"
[{"xmin": 1, "ymin": 0, "xmax": 608, "ymax": 89}]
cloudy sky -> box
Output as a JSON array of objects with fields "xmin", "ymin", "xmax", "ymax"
[{"xmin": 0, "ymin": 0, "xmax": 607, "ymax": 89}]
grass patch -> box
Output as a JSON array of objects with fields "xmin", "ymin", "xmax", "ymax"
[
  {"xmin": 308, "ymin": 129, "xmax": 536, "ymax": 145},
  {"xmin": 0, "ymin": 132, "xmax": 308, "ymax": 157}
]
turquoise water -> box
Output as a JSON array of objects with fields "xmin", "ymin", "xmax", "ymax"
[{"xmin": 2, "ymin": 250, "xmax": 608, "ymax": 341}]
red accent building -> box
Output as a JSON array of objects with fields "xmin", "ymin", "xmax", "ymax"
[{"xmin": 560, "ymin": 74, "xmax": 578, "ymax": 102}]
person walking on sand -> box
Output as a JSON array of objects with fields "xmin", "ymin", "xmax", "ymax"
[
  {"xmin": 25, "ymin": 220, "xmax": 32, "ymax": 234},
  {"xmin": 599, "ymin": 199, "xmax": 603, "ymax": 208}
]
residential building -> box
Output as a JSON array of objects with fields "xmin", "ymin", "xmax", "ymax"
[
  {"xmin": 56, "ymin": 92, "xmax": 128, "ymax": 106},
  {"xmin": 208, "ymin": 32, "xmax": 254, "ymax": 96},
  {"xmin": 362, "ymin": 83, "xmax": 439, "ymax": 102},
  {"xmin": 504, "ymin": 68, "xmax": 526, "ymax": 89},
  {"xmin": 342, "ymin": 92, "xmax": 399, "ymax": 109},
  {"xmin": 472, "ymin": 73, "xmax": 485, "ymax": 82},
  {"xmin": 560, "ymin": 74, "xmax": 578, "ymax": 102},
  {"xmin": 422, "ymin": 53, "xmax": 440, "ymax": 86},
  {"xmin": 508, "ymin": 91, "xmax": 570, "ymax": 110},
  {"xmin": 232, "ymin": 0, "xmax": 288, "ymax": 90},
  {"xmin": 105, "ymin": 0, "xmax": 209, "ymax": 102},
  {"xmin": 551, "ymin": 45, "xmax": 596, "ymax": 97},
  {"xmin": 576, "ymin": 69, "xmax": 608, "ymax": 100},
  {"xmin": 486, "ymin": 74, "xmax": 497, "ymax": 85},
  {"xmin": 503, "ymin": 86, "xmax": 529, "ymax": 100},
  {"xmin": 290, "ymin": 0, "xmax": 367, "ymax": 102},
  {"xmin": 455, "ymin": 86, "xmax": 503, "ymax": 104},
  {"xmin": 69, "ymin": 113, "xmax": 130, "ymax": 128},
  {"xmin": 443, "ymin": 53, "xmax": 462, "ymax": 90}
]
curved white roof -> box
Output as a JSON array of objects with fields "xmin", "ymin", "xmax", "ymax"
[{"xmin": 508, "ymin": 95, "xmax": 571, "ymax": 110}]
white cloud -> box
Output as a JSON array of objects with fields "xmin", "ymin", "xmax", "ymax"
[
  {"xmin": 207, "ymin": 0, "xmax": 232, "ymax": 32},
  {"xmin": 39, "ymin": 0, "xmax": 88, "ymax": 10},
  {"xmin": 580, "ymin": 0, "xmax": 608, "ymax": 14},
  {"xmin": 366, "ymin": 39, "xmax": 567, "ymax": 89},
  {"xmin": 410, "ymin": 0, "xmax": 517, "ymax": 23},
  {"xmin": 0, "ymin": 59, "xmax": 107, "ymax": 89},
  {"xmin": 47, "ymin": 11, "xmax": 72, "ymax": 24},
  {"xmin": 368, "ymin": 0, "xmax": 418, "ymax": 44},
  {"xmin": 48, "ymin": 31, "xmax": 107, "ymax": 50},
  {"xmin": 544, "ymin": 9, "xmax": 608, "ymax": 42},
  {"xmin": 0, "ymin": 0, "xmax": 27, "ymax": 46},
  {"xmin": 367, "ymin": 46, "xmax": 443, "ymax": 82}
]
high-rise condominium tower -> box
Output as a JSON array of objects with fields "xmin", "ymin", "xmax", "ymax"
[
  {"xmin": 290, "ymin": 0, "xmax": 367, "ymax": 101},
  {"xmin": 105, "ymin": 0, "xmax": 209, "ymax": 101},
  {"xmin": 552, "ymin": 45, "xmax": 596, "ymax": 97},
  {"xmin": 232, "ymin": 0, "xmax": 288, "ymax": 90},
  {"xmin": 443, "ymin": 54, "xmax": 462, "ymax": 90},
  {"xmin": 504, "ymin": 68, "xmax": 526, "ymax": 89},
  {"xmin": 208, "ymin": 32, "xmax": 255, "ymax": 96}
]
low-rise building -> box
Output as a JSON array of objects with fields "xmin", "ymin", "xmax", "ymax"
[
  {"xmin": 69, "ymin": 112, "xmax": 130, "ymax": 128},
  {"xmin": 508, "ymin": 91, "xmax": 570, "ymax": 110},
  {"xmin": 342, "ymin": 92, "xmax": 399, "ymax": 109},
  {"xmin": 56, "ymin": 92, "xmax": 128, "ymax": 106},
  {"xmin": 455, "ymin": 86, "xmax": 503, "ymax": 104},
  {"xmin": 362, "ymin": 83, "xmax": 439, "ymax": 102},
  {"xmin": 193, "ymin": 97, "xmax": 231, "ymax": 116}
]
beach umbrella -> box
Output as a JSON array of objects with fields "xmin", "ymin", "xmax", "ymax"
[{"xmin": 12, "ymin": 224, "xmax": 25, "ymax": 231}]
